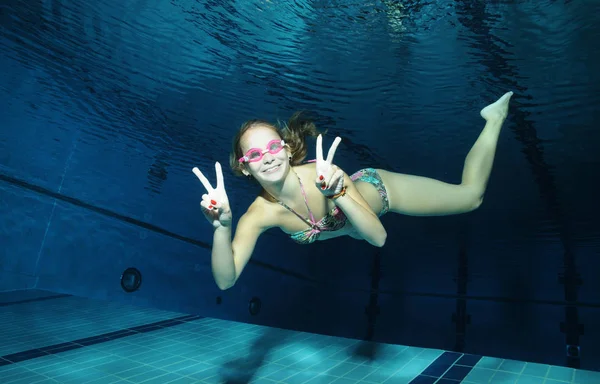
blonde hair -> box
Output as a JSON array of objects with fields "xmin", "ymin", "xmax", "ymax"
[{"xmin": 230, "ymin": 111, "xmax": 326, "ymax": 177}]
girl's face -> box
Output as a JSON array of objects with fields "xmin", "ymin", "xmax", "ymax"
[{"xmin": 240, "ymin": 125, "xmax": 291, "ymax": 183}]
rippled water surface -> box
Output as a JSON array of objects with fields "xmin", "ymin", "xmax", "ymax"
[{"xmin": 1, "ymin": 0, "xmax": 599, "ymax": 243}]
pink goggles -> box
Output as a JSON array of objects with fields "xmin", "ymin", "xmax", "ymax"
[{"xmin": 239, "ymin": 139, "xmax": 286, "ymax": 163}]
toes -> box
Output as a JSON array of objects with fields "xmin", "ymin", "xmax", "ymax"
[{"xmin": 501, "ymin": 91, "xmax": 514, "ymax": 102}]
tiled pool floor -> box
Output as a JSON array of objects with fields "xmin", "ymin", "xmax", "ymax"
[{"xmin": 1, "ymin": 290, "xmax": 599, "ymax": 384}]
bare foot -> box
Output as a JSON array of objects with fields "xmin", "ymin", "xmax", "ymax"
[{"xmin": 480, "ymin": 91, "xmax": 513, "ymax": 122}]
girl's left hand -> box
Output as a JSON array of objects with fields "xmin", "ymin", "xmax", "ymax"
[{"xmin": 314, "ymin": 134, "xmax": 344, "ymax": 197}]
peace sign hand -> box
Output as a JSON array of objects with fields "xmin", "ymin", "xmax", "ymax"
[
  {"xmin": 192, "ymin": 162, "xmax": 233, "ymax": 229},
  {"xmin": 315, "ymin": 134, "xmax": 344, "ymax": 197}
]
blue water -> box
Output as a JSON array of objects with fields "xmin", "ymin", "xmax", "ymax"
[{"xmin": 1, "ymin": 0, "xmax": 600, "ymax": 378}]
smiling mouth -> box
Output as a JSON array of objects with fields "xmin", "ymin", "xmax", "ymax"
[{"xmin": 263, "ymin": 165, "xmax": 280, "ymax": 173}]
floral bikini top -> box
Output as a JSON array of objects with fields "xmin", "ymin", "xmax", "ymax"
[{"xmin": 268, "ymin": 170, "xmax": 348, "ymax": 244}]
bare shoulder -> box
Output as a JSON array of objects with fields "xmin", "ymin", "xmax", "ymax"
[
  {"xmin": 297, "ymin": 162, "xmax": 316, "ymax": 171},
  {"xmin": 293, "ymin": 162, "xmax": 316, "ymax": 178},
  {"xmin": 243, "ymin": 195, "xmax": 281, "ymax": 230}
]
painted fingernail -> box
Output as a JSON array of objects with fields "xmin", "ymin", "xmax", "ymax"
[
  {"xmin": 208, "ymin": 205, "xmax": 213, "ymax": 209},
  {"xmin": 321, "ymin": 184, "xmax": 326, "ymax": 190},
  {"xmin": 210, "ymin": 200, "xmax": 217, "ymax": 205},
  {"xmin": 319, "ymin": 175, "xmax": 324, "ymax": 180}
]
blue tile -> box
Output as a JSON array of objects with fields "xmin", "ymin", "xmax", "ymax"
[
  {"xmin": 327, "ymin": 362, "xmax": 360, "ymax": 377},
  {"xmin": 476, "ymin": 356, "xmax": 504, "ymax": 370},
  {"xmin": 264, "ymin": 367, "xmax": 295, "ymax": 381},
  {"xmin": 455, "ymin": 354, "xmax": 482, "ymax": 367},
  {"xmin": 188, "ymin": 365, "xmax": 221, "ymax": 381},
  {"xmin": 76, "ymin": 335, "xmax": 109, "ymax": 347},
  {"xmin": 24, "ymin": 359, "xmax": 75, "ymax": 376},
  {"xmin": 361, "ymin": 367, "xmax": 397, "ymax": 382},
  {"xmin": 142, "ymin": 373, "xmax": 187, "ymax": 384},
  {"xmin": 392, "ymin": 351, "xmax": 420, "ymax": 366},
  {"xmin": 398, "ymin": 358, "xmax": 432, "ymax": 377},
  {"xmin": 9, "ymin": 300, "xmax": 600, "ymax": 384},
  {"xmin": 57, "ymin": 367, "xmax": 111, "ymax": 383},
  {"xmin": 308, "ymin": 360, "xmax": 340, "ymax": 373},
  {"xmin": 0, "ymin": 293, "xmax": 70, "ymax": 306},
  {"xmin": 170, "ymin": 362, "xmax": 214, "ymax": 377},
  {"xmin": 282, "ymin": 371, "xmax": 316, "ymax": 384},
  {"xmin": 547, "ymin": 365, "xmax": 574, "ymax": 382},
  {"xmin": 516, "ymin": 376, "xmax": 545, "ymax": 384},
  {"xmin": 1, "ymin": 368, "xmax": 41, "ymax": 383},
  {"xmin": 129, "ymin": 369, "xmax": 179, "ymax": 383},
  {"xmin": 436, "ymin": 352, "xmax": 462, "ymax": 365},
  {"xmin": 102, "ymin": 330, "xmax": 137, "ymax": 339},
  {"xmin": 39, "ymin": 342, "xmax": 80, "ymax": 354},
  {"xmin": 499, "ymin": 359, "xmax": 526, "ymax": 374},
  {"xmin": 402, "ymin": 347, "xmax": 425, "ymax": 358},
  {"xmin": 416, "ymin": 349, "xmax": 443, "ymax": 362},
  {"xmin": 574, "ymin": 368, "xmax": 600, "ymax": 384},
  {"xmin": 305, "ymin": 374, "xmax": 339, "ymax": 384},
  {"xmin": 4, "ymin": 349, "xmax": 49, "ymax": 363},
  {"xmin": 442, "ymin": 365, "xmax": 471, "ymax": 381},
  {"xmin": 408, "ymin": 375, "xmax": 437, "ymax": 384},
  {"xmin": 252, "ymin": 379, "xmax": 279, "ymax": 384},
  {"xmin": 420, "ymin": 352, "xmax": 461, "ymax": 377},
  {"xmin": 490, "ymin": 371, "xmax": 519, "ymax": 383},
  {"xmin": 0, "ymin": 313, "xmax": 201, "ymax": 370},
  {"xmin": 134, "ymin": 324, "xmax": 166, "ymax": 333},
  {"xmin": 342, "ymin": 364, "xmax": 372, "ymax": 381},
  {"xmin": 420, "ymin": 362, "xmax": 449, "ymax": 377},
  {"xmin": 463, "ymin": 367, "xmax": 496, "ymax": 383},
  {"xmin": 329, "ymin": 377, "xmax": 358, "ymax": 384},
  {"xmin": 94, "ymin": 359, "xmax": 144, "ymax": 375},
  {"xmin": 522, "ymin": 363, "xmax": 549, "ymax": 377}
]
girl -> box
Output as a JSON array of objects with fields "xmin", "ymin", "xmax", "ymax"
[{"xmin": 193, "ymin": 91, "xmax": 513, "ymax": 290}]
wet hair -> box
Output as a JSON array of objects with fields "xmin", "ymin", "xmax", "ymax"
[{"xmin": 230, "ymin": 111, "xmax": 326, "ymax": 177}]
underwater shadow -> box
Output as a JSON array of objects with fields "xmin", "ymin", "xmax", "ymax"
[
  {"xmin": 350, "ymin": 340, "xmax": 381, "ymax": 362},
  {"xmin": 219, "ymin": 327, "xmax": 290, "ymax": 384}
]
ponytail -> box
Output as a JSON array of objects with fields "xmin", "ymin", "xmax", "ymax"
[{"xmin": 280, "ymin": 111, "xmax": 326, "ymax": 165}]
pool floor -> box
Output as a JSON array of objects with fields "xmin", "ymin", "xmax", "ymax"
[{"xmin": 1, "ymin": 291, "xmax": 598, "ymax": 384}]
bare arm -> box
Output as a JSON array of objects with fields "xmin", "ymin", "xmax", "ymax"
[
  {"xmin": 312, "ymin": 135, "xmax": 386, "ymax": 247},
  {"xmin": 212, "ymin": 202, "xmax": 269, "ymax": 290},
  {"xmin": 332, "ymin": 172, "xmax": 387, "ymax": 247}
]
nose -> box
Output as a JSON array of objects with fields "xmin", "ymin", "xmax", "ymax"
[{"xmin": 262, "ymin": 151, "xmax": 275, "ymax": 163}]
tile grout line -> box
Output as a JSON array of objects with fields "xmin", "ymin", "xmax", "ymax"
[{"xmin": 0, "ymin": 314, "xmax": 203, "ymax": 366}]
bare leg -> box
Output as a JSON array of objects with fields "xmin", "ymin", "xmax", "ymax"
[
  {"xmin": 461, "ymin": 91, "xmax": 513, "ymax": 195},
  {"xmin": 377, "ymin": 91, "xmax": 513, "ymax": 216}
]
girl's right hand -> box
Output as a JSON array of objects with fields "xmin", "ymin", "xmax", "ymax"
[{"xmin": 192, "ymin": 162, "xmax": 232, "ymax": 229}]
